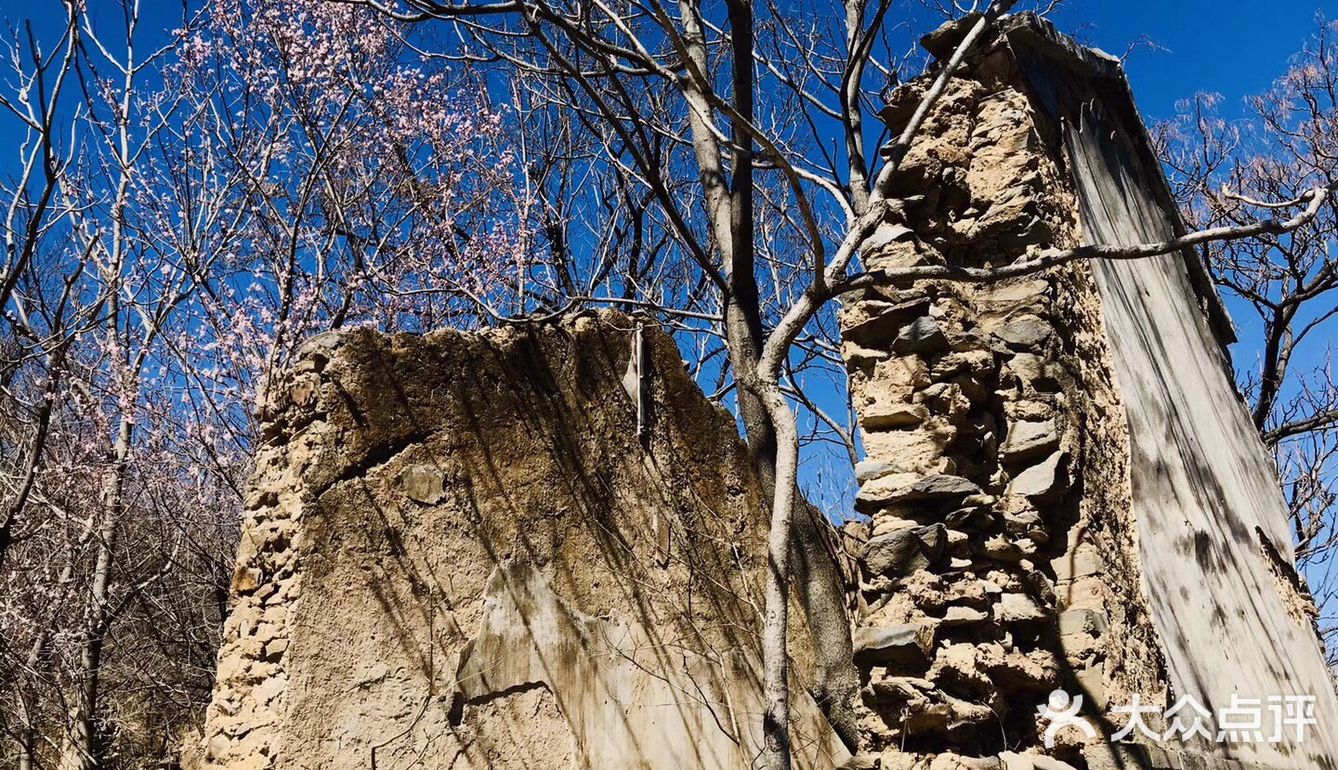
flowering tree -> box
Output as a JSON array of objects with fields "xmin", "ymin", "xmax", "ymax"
[
  {"xmin": 1, "ymin": 1, "xmax": 1335, "ymax": 769},
  {"xmin": 0, "ymin": 1, "xmax": 533, "ymax": 767}
]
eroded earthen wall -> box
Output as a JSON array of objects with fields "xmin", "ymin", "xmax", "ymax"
[
  {"xmin": 1051, "ymin": 31, "xmax": 1338, "ymax": 768},
  {"xmin": 199, "ymin": 313, "xmax": 849, "ymax": 770}
]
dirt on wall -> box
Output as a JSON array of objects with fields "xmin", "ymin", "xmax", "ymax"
[{"xmin": 196, "ymin": 311, "xmax": 850, "ymax": 770}]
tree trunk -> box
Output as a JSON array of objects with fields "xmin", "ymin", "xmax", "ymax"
[
  {"xmin": 1, "ymin": 396, "xmax": 54, "ymax": 572},
  {"xmin": 60, "ymin": 415, "xmax": 132, "ymax": 770},
  {"xmin": 756, "ymin": 380, "xmax": 803, "ymax": 770},
  {"xmin": 676, "ymin": 0, "xmax": 858, "ymax": 759},
  {"xmin": 15, "ymin": 634, "xmax": 44, "ymax": 770},
  {"xmin": 726, "ymin": 292, "xmax": 859, "ymax": 750},
  {"xmin": 714, "ymin": 1, "xmax": 858, "ymax": 759}
]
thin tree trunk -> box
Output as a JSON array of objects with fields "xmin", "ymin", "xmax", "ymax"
[
  {"xmin": 61, "ymin": 415, "xmax": 132, "ymax": 770},
  {"xmin": 1252, "ymin": 304, "xmax": 1297, "ymax": 430},
  {"xmin": 712, "ymin": 0, "xmax": 859, "ymax": 756},
  {"xmin": 1, "ymin": 395, "xmax": 55, "ymax": 572},
  {"xmin": 15, "ymin": 632, "xmax": 46, "ymax": 770},
  {"xmin": 726, "ymin": 291, "xmax": 860, "ymax": 751},
  {"xmin": 18, "ymin": 547, "xmax": 82, "ymax": 770},
  {"xmin": 757, "ymin": 381, "xmax": 801, "ymax": 770}
]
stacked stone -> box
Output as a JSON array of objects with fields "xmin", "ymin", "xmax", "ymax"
[
  {"xmin": 842, "ymin": 276, "xmax": 1089, "ymax": 753},
  {"xmin": 197, "ymin": 334, "xmax": 340, "ymax": 769},
  {"xmin": 836, "ymin": 67, "xmax": 1118, "ymax": 764}
]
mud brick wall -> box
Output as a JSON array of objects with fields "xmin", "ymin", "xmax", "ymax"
[{"xmin": 196, "ymin": 313, "xmax": 849, "ymax": 770}]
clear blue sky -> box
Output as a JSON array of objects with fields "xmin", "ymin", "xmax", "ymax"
[
  {"xmin": 1059, "ymin": 1, "xmax": 1337, "ymax": 121},
  {"xmin": 0, "ymin": 0, "xmax": 1326, "ymax": 140},
  {"xmin": 3, "ymin": 0, "xmax": 1329, "ymax": 119},
  {"xmin": 2, "ymin": 0, "xmax": 1327, "ymax": 181},
  {"xmin": 1054, "ymin": 2, "xmax": 1338, "ymax": 373}
]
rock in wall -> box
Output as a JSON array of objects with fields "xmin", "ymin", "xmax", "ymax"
[
  {"xmin": 839, "ymin": 14, "xmax": 1338, "ymax": 770},
  {"xmin": 842, "ymin": 62, "xmax": 1160, "ymax": 769},
  {"xmin": 198, "ymin": 312, "xmax": 849, "ymax": 770}
]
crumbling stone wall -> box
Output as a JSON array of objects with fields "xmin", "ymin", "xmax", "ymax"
[
  {"xmin": 199, "ymin": 15, "xmax": 1338, "ymax": 770},
  {"xmin": 199, "ymin": 312, "xmax": 849, "ymax": 770},
  {"xmin": 839, "ymin": 68, "xmax": 1164, "ymax": 768},
  {"xmin": 838, "ymin": 15, "xmax": 1338, "ymax": 770}
]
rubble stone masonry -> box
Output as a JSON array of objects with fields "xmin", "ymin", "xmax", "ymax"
[
  {"xmin": 837, "ymin": 14, "xmax": 1338, "ymax": 770},
  {"xmin": 838, "ymin": 69, "xmax": 1163, "ymax": 769}
]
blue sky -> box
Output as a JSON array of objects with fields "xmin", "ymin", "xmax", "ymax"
[
  {"xmin": 2, "ymin": 0, "xmax": 1327, "ymax": 191},
  {"xmin": 1058, "ymin": 0, "xmax": 1336, "ymax": 383},
  {"xmin": 4, "ymin": 0, "xmax": 1327, "ymax": 120},
  {"xmin": 1060, "ymin": 1, "xmax": 1335, "ymax": 121},
  {"xmin": 0, "ymin": 0, "xmax": 1325, "ymax": 139}
]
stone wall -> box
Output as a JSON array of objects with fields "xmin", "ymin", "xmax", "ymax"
[
  {"xmin": 839, "ymin": 67, "xmax": 1161, "ymax": 768},
  {"xmin": 837, "ymin": 15, "xmax": 1338, "ymax": 770},
  {"xmin": 197, "ymin": 313, "xmax": 849, "ymax": 770}
]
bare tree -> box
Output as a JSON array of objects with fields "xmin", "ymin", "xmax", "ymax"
[
  {"xmin": 0, "ymin": 1, "xmax": 537, "ymax": 767},
  {"xmin": 0, "ymin": 1, "xmax": 1333, "ymax": 768},
  {"xmin": 0, "ymin": 2, "xmax": 81, "ymax": 575}
]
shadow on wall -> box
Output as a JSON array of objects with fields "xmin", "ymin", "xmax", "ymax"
[
  {"xmin": 1040, "ymin": 36, "xmax": 1338, "ymax": 769},
  {"xmin": 262, "ymin": 315, "xmax": 848, "ymax": 770}
]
